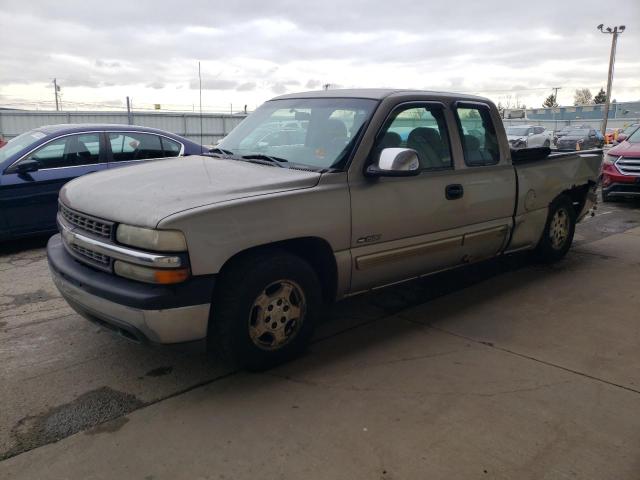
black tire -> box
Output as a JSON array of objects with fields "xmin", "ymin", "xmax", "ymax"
[
  {"xmin": 543, "ymin": 139, "xmax": 550, "ymax": 147},
  {"xmin": 601, "ymin": 189, "xmax": 613, "ymax": 203},
  {"xmin": 209, "ymin": 250, "xmax": 322, "ymax": 370},
  {"xmin": 534, "ymin": 195, "xmax": 576, "ymax": 263}
]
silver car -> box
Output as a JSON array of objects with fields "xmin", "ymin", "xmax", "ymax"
[{"xmin": 506, "ymin": 125, "xmax": 552, "ymax": 149}]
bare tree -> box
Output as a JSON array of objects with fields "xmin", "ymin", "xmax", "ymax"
[{"xmin": 573, "ymin": 88, "xmax": 593, "ymax": 106}]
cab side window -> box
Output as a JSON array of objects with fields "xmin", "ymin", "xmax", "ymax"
[
  {"xmin": 374, "ymin": 105, "xmax": 452, "ymax": 170},
  {"xmin": 534, "ymin": 126, "xmax": 544, "ymax": 135},
  {"xmin": 455, "ymin": 105, "xmax": 500, "ymax": 166},
  {"xmin": 24, "ymin": 133, "xmax": 100, "ymax": 169}
]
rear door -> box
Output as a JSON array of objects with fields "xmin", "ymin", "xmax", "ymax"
[
  {"xmin": 0, "ymin": 132, "xmax": 106, "ymax": 236},
  {"xmin": 453, "ymin": 102, "xmax": 516, "ymax": 261}
]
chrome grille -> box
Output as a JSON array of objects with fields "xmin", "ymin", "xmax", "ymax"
[
  {"xmin": 60, "ymin": 203, "xmax": 113, "ymax": 238},
  {"xmin": 615, "ymin": 157, "xmax": 640, "ymax": 175},
  {"xmin": 70, "ymin": 244, "xmax": 111, "ymax": 266}
]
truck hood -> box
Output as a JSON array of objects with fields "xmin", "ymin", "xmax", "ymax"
[
  {"xmin": 60, "ymin": 156, "xmax": 321, "ymax": 228},
  {"xmin": 608, "ymin": 140, "xmax": 640, "ymax": 157}
]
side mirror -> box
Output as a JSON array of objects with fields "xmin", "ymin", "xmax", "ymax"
[
  {"xmin": 366, "ymin": 148, "xmax": 420, "ymax": 177},
  {"xmin": 16, "ymin": 159, "xmax": 40, "ymax": 174},
  {"xmin": 617, "ymin": 133, "xmax": 627, "ymax": 142}
]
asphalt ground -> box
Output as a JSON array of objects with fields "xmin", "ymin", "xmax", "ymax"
[{"xmin": 1, "ymin": 192, "xmax": 639, "ymax": 478}]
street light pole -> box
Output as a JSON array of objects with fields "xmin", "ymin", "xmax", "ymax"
[{"xmin": 597, "ymin": 24, "xmax": 625, "ymax": 135}]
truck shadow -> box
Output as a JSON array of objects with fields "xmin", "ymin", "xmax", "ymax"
[{"xmin": 0, "ymin": 234, "xmax": 52, "ymax": 255}]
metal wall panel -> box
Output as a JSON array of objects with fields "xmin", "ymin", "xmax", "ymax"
[{"xmin": 0, "ymin": 110, "xmax": 247, "ymax": 146}]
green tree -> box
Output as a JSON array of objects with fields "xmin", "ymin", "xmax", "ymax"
[
  {"xmin": 594, "ymin": 88, "xmax": 607, "ymax": 104},
  {"xmin": 542, "ymin": 93, "xmax": 558, "ymax": 108}
]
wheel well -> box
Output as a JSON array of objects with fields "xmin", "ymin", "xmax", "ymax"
[
  {"xmin": 560, "ymin": 182, "xmax": 592, "ymax": 215},
  {"xmin": 217, "ymin": 237, "xmax": 338, "ymax": 303}
]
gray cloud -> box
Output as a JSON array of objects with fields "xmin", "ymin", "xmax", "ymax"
[
  {"xmin": 236, "ymin": 82, "xmax": 256, "ymax": 91},
  {"xmin": 146, "ymin": 80, "xmax": 165, "ymax": 89},
  {"xmin": 190, "ymin": 78, "xmax": 238, "ymax": 90},
  {"xmin": 0, "ymin": 0, "xmax": 638, "ymax": 107}
]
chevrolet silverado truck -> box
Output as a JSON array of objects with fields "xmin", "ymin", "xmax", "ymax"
[{"xmin": 47, "ymin": 89, "xmax": 601, "ymax": 369}]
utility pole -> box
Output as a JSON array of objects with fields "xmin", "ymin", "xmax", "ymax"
[
  {"xmin": 597, "ymin": 24, "xmax": 625, "ymax": 135},
  {"xmin": 552, "ymin": 86, "xmax": 562, "ymax": 133},
  {"xmin": 53, "ymin": 78, "xmax": 60, "ymax": 111}
]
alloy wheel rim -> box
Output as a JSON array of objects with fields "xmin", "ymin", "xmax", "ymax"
[
  {"xmin": 549, "ymin": 208, "xmax": 569, "ymax": 250},
  {"xmin": 248, "ymin": 280, "xmax": 306, "ymax": 351}
]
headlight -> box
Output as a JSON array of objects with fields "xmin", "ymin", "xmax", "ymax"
[
  {"xmin": 116, "ymin": 224, "xmax": 187, "ymax": 252},
  {"xmin": 114, "ymin": 261, "xmax": 190, "ymax": 284},
  {"xmin": 603, "ymin": 154, "xmax": 618, "ymax": 165}
]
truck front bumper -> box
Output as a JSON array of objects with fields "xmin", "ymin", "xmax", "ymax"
[{"xmin": 47, "ymin": 234, "xmax": 215, "ymax": 346}]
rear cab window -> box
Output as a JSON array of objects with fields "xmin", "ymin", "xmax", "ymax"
[{"xmin": 455, "ymin": 104, "xmax": 501, "ymax": 166}]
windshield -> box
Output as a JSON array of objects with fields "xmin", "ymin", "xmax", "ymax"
[
  {"xmin": 628, "ymin": 127, "xmax": 640, "ymax": 143},
  {"xmin": 217, "ymin": 98, "xmax": 378, "ymax": 170},
  {"xmin": 0, "ymin": 130, "xmax": 47, "ymax": 163},
  {"xmin": 506, "ymin": 127, "xmax": 530, "ymax": 136},
  {"xmin": 623, "ymin": 125, "xmax": 639, "ymax": 136}
]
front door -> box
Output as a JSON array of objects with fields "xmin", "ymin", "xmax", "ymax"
[{"xmin": 0, "ymin": 132, "xmax": 106, "ymax": 236}]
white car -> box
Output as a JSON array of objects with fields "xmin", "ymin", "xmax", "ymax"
[{"xmin": 506, "ymin": 125, "xmax": 552, "ymax": 149}]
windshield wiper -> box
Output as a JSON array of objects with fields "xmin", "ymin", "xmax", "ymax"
[
  {"xmin": 241, "ymin": 153, "xmax": 290, "ymax": 168},
  {"xmin": 208, "ymin": 147, "xmax": 235, "ymax": 157}
]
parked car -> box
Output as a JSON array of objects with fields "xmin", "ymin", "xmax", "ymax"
[
  {"xmin": 0, "ymin": 124, "xmax": 204, "ymax": 241},
  {"xmin": 556, "ymin": 127, "xmax": 604, "ymax": 151},
  {"xmin": 554, "ymin": 124, "xmax": 591, "ymax": 146},
  {"xmin": 47, "ymin": 90, "xmax": 601, "ymax": 369},
  {"xmin": 505, "ymin": 125, "xmax": 552, "ymax": 149},
  {"xmin": 601, "ymin": 126, "xmax": 640, "ymax": 202},
  {"xmin": 613, "ymin": 123, "xmax": 640, "ymax": 144}
]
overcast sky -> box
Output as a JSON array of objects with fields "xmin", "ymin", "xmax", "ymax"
[{"xmin": 1, "ymin": 0, "xmax": 638, "ymax": 112}]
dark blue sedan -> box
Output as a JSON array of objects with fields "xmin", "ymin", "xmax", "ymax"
[{"xmin": 0, "ymin": 124, "xmax": 204, "ymax": 241}]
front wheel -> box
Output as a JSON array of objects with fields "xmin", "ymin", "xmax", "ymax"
[
  {"xmin": 209, "ymin": 251, "xmax": 322, "ymax": 370},
  {"xmin": 543, "ymin": 139, "xmax": 550, "ymax": 147},
  {"xmin": 534, "ymin": 195, "xmax": 576, "ymax": 263}
]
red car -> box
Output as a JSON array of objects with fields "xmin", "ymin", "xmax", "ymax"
[{"xmin": 601, "ymin": 127, "xmax": 640, "ymax": 202}]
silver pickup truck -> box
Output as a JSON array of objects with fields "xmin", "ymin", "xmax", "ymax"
[{"xmin": 47, "ymin": 89, "xmax": 601, "ymax": 369}]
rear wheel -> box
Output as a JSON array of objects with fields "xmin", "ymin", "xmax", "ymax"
[
  {"xmin": 209, "ymin": 250, "xmax": 322, "ymax": 370},
  {"xmin": 534, "ymin": 195, "xmax": 576, "ymax": 263}
]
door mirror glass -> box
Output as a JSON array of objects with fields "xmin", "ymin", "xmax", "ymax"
[
  {"xmin": 617, "ymin": 133, "xmax": 627, "ymax": 141},
  {"xmin": 16, "ymin": 159, "xmax": 40, "ymax": 173},
  {"xmin": 366, "ymin": 148, "xmax": 420, "ymax": 177}
]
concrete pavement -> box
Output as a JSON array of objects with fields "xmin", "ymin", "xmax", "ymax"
[{"xmin": 1, "ymin": 223, "xmax": 639, "ymax": 479}]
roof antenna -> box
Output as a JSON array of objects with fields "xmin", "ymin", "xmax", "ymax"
[{"xmin": 198, "ymin": 61, "xmax": 203, "ymax": 155}]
